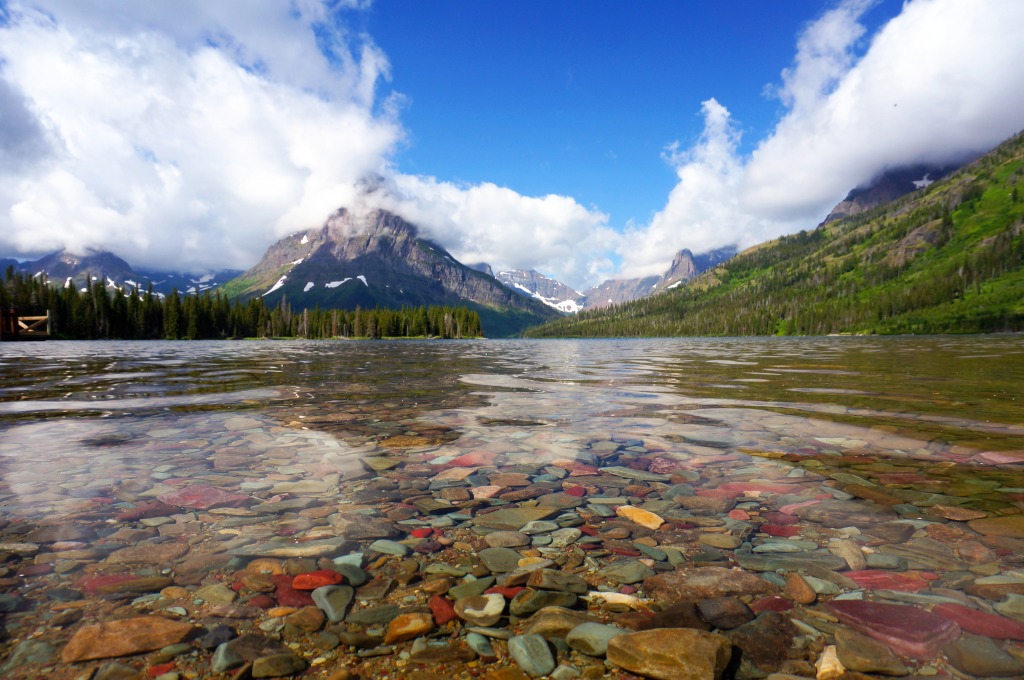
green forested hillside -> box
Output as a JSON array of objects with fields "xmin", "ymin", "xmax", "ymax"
[{"xmin": 528, "ymin": 132, "xmax": 1024, "ymax": 337}]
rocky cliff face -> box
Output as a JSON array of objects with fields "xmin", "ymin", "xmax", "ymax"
[
  {"xmin": 221, "ymin": 208, "xmax": 557, "ymax": 335},
  {"xmin": 822, "ymin": 164, "xmax": 962, "ymax": 224},
  {"xmin": 583, "ymin": 276, "xmax": 661, "ymax": 310}
]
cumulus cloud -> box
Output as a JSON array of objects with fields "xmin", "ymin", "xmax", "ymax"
[
  {"xmin": 624, "ymin": 0, "xmax": 1024, "ymax": 278},
  {"xmin": 380, "ymin": 176, "xmax": 619, "ymax": 292},
  {"xmin": 0, "ymin": 0, "xmax": 609, "ymax": 287}
]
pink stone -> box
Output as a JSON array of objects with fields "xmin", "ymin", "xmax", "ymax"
[
  {"xmin": 647, "ymin": 457, "xmax": 693, "ymax": 474},
  {"xmin": 716, "ymin": 482, "xmax": 798, "ymax": 495},
  {"xmin": 433, "ymin": 467, "xmax": 476, "ymax": 481},
  {"xmin": 974, "ymin": 450, "xmax": 1024, "ymax": 465},
  {"xmin": 292, "ymin": 570, "xmax": 344, "ymax": 590},
  {"xmin": 564, "ymin": 485, "xmax": 587, "ymax": 497},
  {"xmin": 567, "ymin": 463, "xmax": 601, "ymax": 476},
  {"xmin": 470, "ymin": 485, "xmax": 505, "ymax": 499},
  {"xmin": 273, "ymin": 574, "xmax": 315, "ymax": 607},
  {"xmin": 844, "ymin": 570, "xmax": 934, "ymax": 593},
  {"xmin": 827, "ymin": 600, "xmax": 960, "ymax": 659},
  {"xmin": 445, "ymin": 452, "xmax": 497, "ymax": 468},
  {"xmin": 728, "ymin": 509, "xmax": 750, "ymax": 521},
  {"xmin": 763, "ymin": 512, "xmax": 799, "ymax": 525},
  {"xmin": 157, "ymin": 485, "xmax": 251, "ymax": 510},
  {"xmin": 932, "ymin": 603, "xmax": 1024, "ymax": 640},
  {"xmin": 696, "ymin": 488, "xmax": 742, "ymax": 499},
  {"xmin": 779, "ymin": 500, "xmax": 820, "ymax": 515}
]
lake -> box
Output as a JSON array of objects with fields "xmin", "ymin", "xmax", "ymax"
[{"xmin": 1, "ymin": 336, "xmax": 1023, "ymax": 678}]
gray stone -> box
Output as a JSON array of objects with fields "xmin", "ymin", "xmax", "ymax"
[
  {"xmin": 600, "ymin": 466, "xmax": 671, "ymax": 482},
  {"xmin": 311, "ymin": 585, "xmax": 354, "ymax": 623},
  {"xmin": 600, "ymin": 559, "xmax": 655, "ymax": 585},
  {"xmin": 509, "ymin": 633, "xmax": 556, "ymax": 677},
  {"xmin": 466, "ymin": 631, "xmax": 495, "ymax": 658},
  {"xmin": 252, "ymin": 652, "xmax": 307, "ymax": 677},
  {"xmin": 0, "ymin": 640, "xmax": 56, "ymax": 673},
  {"xmin": 527, "ymin": 568, "xmax": 589, "ymax": 594},
  {"xmin": 448, "ymin": 576, "xmax": 496, "ymax": 600},
  {"xmin": 368, "ymin": 539, "xmax": 409, "ymax": 556},
  {"xmin": 944, "ymin": 634, "xmax": 1024, "ymax": 677},
  {"xmin": 520, "ymin": 520, "xmax": 559, "ymax": 535},
  {"xmin": 566, "ymin": 622, "xmax": 628, "ymax": 657},
  {"xmin": 510, "ymin": 588, "xmax": 578, "ymax": 617},
  {"xmin": 346, "ymin": 603, "xmax": 400, "ymax": 626},
  {"xmin": 211, "ymin": 642, "xmax": 246, "ymax": 672},
  {"xmin": 835, "ymin": 627, "xmax": 907, "ymax": 676},
  {"xmin": 479, "ymin": 546, "xmax": 522, "ymax": 572},
  {"xmin": 484, "ymin": 531, "xmax": 531, "ymax": 548}
]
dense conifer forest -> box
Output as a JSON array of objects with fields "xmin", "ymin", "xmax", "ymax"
[
  {"xmin": 0, "ymin": 268, "xmax": 482, "ymax": 340},
  {"xmin": 528, "ymin": 132, "xmax": 1024, "ymax": 337}
]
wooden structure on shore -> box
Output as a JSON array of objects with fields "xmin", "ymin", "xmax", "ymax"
[{"xmin": 0, "ymin": 309, "xmax": 50, "ymax": 340}]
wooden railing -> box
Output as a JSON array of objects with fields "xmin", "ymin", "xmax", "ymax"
[{"xmin": 0, "ymin": 309, "xmax": 50, "ymax": 340}]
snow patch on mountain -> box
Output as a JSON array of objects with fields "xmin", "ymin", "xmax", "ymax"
[
  {"xmin": 263, "ymin": 275, "xmax": 287, "ymax": 297},
  {"xmin": 325, "ymin": 279, "xmax": 351, "ymax": 288},
  {"xmin": 303, "ymin": 282, "xmax": 314, "ymax": 292}
]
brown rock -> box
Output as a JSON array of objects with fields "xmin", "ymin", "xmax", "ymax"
[
  {"xmin": 61, "ymin": 616, "xmax": 194, "ymax": 662},
  {"xmin": 968, "ymin": 515, "xmax": 1024, "ymax": 538},
  {"xmin": 384, "ymin": 612, "xmax": 435, "ymax": 644},
  {"xmin": 784, "ymin": 573, "xmax": 817, "ymax": 605},
  {"xmin": 644, "ymin": 567, "xmax": 776, "ymax": 603},
  {"xmin": 104, "ymin": 541, "xmax": 188, "ymax": 565},
  {"xmin": 928, "ymin": 505, "xmax": 987, "ymax": 521},
  {"xmin": 607, "ymin": 628, "xmax": 732, "ymax": 680}
]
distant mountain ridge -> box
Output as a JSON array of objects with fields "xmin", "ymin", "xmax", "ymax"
[
  {"xmin": 3, "ymin": 249, "xmax": 240, "ymax": 298},
  {"xmin": 822, "ymin": 163, "xmax": 963, "ymax": 224},
  {"xmin": 219, "ymin": 208, "xmax": 558, "ymax": 337},
  {"xmin": 582, "ymin": 246, "xmax": 737, "ymax": 310}
]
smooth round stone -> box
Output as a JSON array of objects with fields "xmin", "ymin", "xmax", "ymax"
[
  {"xmin": 531, "ymin": 535, "xmax": 553, "ymax": 546},
  {"xmin": 944, "ymin": 634, "xmax": 1024, "ymax": 677},
  {"xmin": 835, "ymin": 627, "xmax": 907, "ymax": 675},
  {"xmin": 484, "ymin": 531, "xmax": 531, "ymax": 548},
  {"xmin": 194, "ymin": 584, "xmax": 238, "ymax": 604},
  {"xmin": 520, "ymin": 520, "xmax": 559, "ymax": 535},
  {"xmin": 368, "ymin": 539, "xmax": 409, "ymax": 556},
  {"xmin": 508, "ymin": 634, "xmax": 556, "ymax": 678},
  {"xmin": 697, "ymin": 531, "xmax": 741, "ymax": 549},
  {"xmin": 465, "ymin": 632, "xmax": 495, "ymax": 658},
  {"xmin": 548, "ymin": 527, "xmax": 582, "ymax": 549},
  {"xmin": 968, "ymin": 515, "xmax": 1024, "ymax": 538},
  {"xmin": 865, "ymin": 553, "xmax": 907, "ymax": 570},
  {"xmin": 479, "ymin": 547, "xmax": 523, "ymax": 573},
  {"xmin": 311, "ymin": 585, "xmax": 354, "ymax": 623},
  {"xmin": 599, "ymin": 560, "xmax": 655, "ymax": 585},
  {"xmin": 566, "ymin": 622, "xmax": 627, "ymax": 657},
  {"xmin": 251, "ymin": 652, "xmax": 307, "ymax": 678},
  {"xmin": 510, "ymin": 588, "xmax": 578, "ymax": 617},
  {"xmin": 454, "ymin": 593, "xmax": 506, "ymax": 627},
  {"xmin": 751, "ymin": 541, "xmax": 811, "ymax": 553}
]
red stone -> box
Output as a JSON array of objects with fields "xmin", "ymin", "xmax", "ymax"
[
  {"xmin": 762, "ymin": 512, "xmax": 799, "ymax": 525},
  {"xmin": 485, "ymin": 586, "xmax": 525, "ymax": 599},
  {"xmin": 410, "ymin": 528, "xmax": 433, "ymax": 538},
  {"xmin": 761, "ymin": 524, "xmax": 801, "ymax": 537},
  {"xmin": 429, "ymin": 595, "xmax": 458, "ymax": 625},
  {"xmin": 751, "ymin": 595, "xmax": 794, "ymax": 613},
  {"xmin": 247, "ymin": 594, "xmax": 275, "ymax": 609},
  {"xmin": 564, "ymin": 485, "xmax": 586, "ymax": 497},
  {"xmin": 292, "ymin": 570, "xmax": 344, "ymax": 590},
  {"xmin": 148, "ymin": 663, "xmax": 176, "ymax": 678},
  {"xmin": 78, "ymin": 574, "xmax": 142, "ymax": 595},
  {"xmin": 18, "ymin": 564, "xmax": 53, "ymax": 577},
  {"xmin": 273, "ymin": 574, "xmax": 315, "ymax": 607},
  {"xmin": 413, "ymin": 540, "xmax": 444, "ymax": 554},
  {"xmin": 728, "ymin": 509, "xmax": 750, "ymax": 521},
  {"xmin": 844, "ymin": 570, "xmax": 933, "ymax": 592},
  {"xmin": 566, "ymin": 463, "xmax": 601, "ymax": 476},
  {"xmin": 579, "ymin": 526, "xmax": 599, "ymax": 536},
  {"xmin": 932, "ymin": 603, "xmax": 1024, "ymax": 640},
  {"xmin": 115, "ymin": 500, "xmax": 179, "ymax": 521},
  {"xmin": 157, "ymin": 485, "xmax": 251, "ymax": 511},
  {"xmin": 828, "ymin": 600, "xmax": 960, "ymax": 659},
  {"xmin": 620, "ymin": 585, "xmax": 638, "ymax": 595}
]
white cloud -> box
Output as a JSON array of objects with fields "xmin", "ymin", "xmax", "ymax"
[
  {"xmin": 0, "ymin": 2, "xmax": 399, "ymax": 272},
  {"xmin": 378, "ymin": 175, "xmax": 618, "ymax": 291},
  {"xmin": 744, "ymin": 0, "xmax": 1024, "ymax": 220}
]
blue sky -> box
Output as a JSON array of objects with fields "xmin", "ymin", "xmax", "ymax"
[
  {"xmin": 1, "ymin": 0, "xmax": 1023, "ymax": 290},
  {"xmin": 366, "ymin": 1, "xmax": 901, "ymax": 227}
]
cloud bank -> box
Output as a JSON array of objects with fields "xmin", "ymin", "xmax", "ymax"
[
  {"xmin": 0, "ymin": 0, "xmax": 610, "ymax": 286},
  {"xmin": 622, "ymin": 0, "xmax": 1024, "ymax": 279}
]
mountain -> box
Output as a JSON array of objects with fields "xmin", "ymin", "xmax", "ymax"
[
  {"xmin": 219, "ymin": 208, "xmax": 559, "ymax": 337},
  {"xmin": 496, "ymin": 269, "xmax": 586, "ymax": 313},
  {"xmin": 5, "ymin": 249, "xmax": 241, "ymax": 298},
  {"xmin": 527, "ymin": 131, "xmax": 1024, "ymax": 337},
  {"xmin": 582, "ymin": 246, "xmax": 737, "ymax": 310},
  {"xmin": 822, "ymin": 163, "xmax": 962, "ymax": 224}
]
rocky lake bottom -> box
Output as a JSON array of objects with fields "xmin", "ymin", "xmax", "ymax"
[{"xmin": 0, "ymin": 336, "xmax": 1023, "ymax": 680}]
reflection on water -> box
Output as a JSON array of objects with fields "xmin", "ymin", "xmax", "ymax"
[{"xmin": 1, "ymin": 336, "xmax": 1022, "ymax": 522}]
